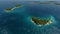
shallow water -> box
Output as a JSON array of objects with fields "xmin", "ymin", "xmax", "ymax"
[{"xmin": 0, "ymin": 1, "xmax": 60, "ymax": 34}]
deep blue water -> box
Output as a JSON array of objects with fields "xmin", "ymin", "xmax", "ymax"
[{"xmin": 0, "ymin": 1, "xmax": 60, "ymax": 34}]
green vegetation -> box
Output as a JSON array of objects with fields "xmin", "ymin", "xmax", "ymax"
[{"xmin": 31, "ymin": 16, "xmax": 51, "ymax": 25}]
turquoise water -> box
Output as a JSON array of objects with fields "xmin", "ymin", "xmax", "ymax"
[{"xmin": 0, "ymin": 1, "xmax": 60, "ymax": 34}]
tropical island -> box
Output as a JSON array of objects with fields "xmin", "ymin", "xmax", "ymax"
[
  {"xmin": 5, "ymin": 7, "xmax": 13, "ymax": 12},
  {"xmin": 31, "ymin": 16, "xmax": 52, "ymax": 25},
  {"xmin": 15, "ymin": 4, "xmax": 22, "ymax": 8}
]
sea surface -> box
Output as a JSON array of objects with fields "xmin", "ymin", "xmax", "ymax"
[{"xmin": 0, "ymin": 1, "xmax": 60, "ymax": 34}]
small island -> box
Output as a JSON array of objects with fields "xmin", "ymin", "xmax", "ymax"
[
  {"xmin": 31, "ymin": 16, "xmax": 52, "ymax": 25},
  {"xmin": 5, "ymin": 7, "xmax": 13, "ymax": 12},
  {"xmin": 6, "ymin": 8, "xmax": 12, "ymax": 11},
  {"xmin": 15, "ymin": 4, "xmax": 22, "ymax": 8},
  {"xmin": 5, "ymin": 4, "xmax": 22, "ymax": 12}
]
